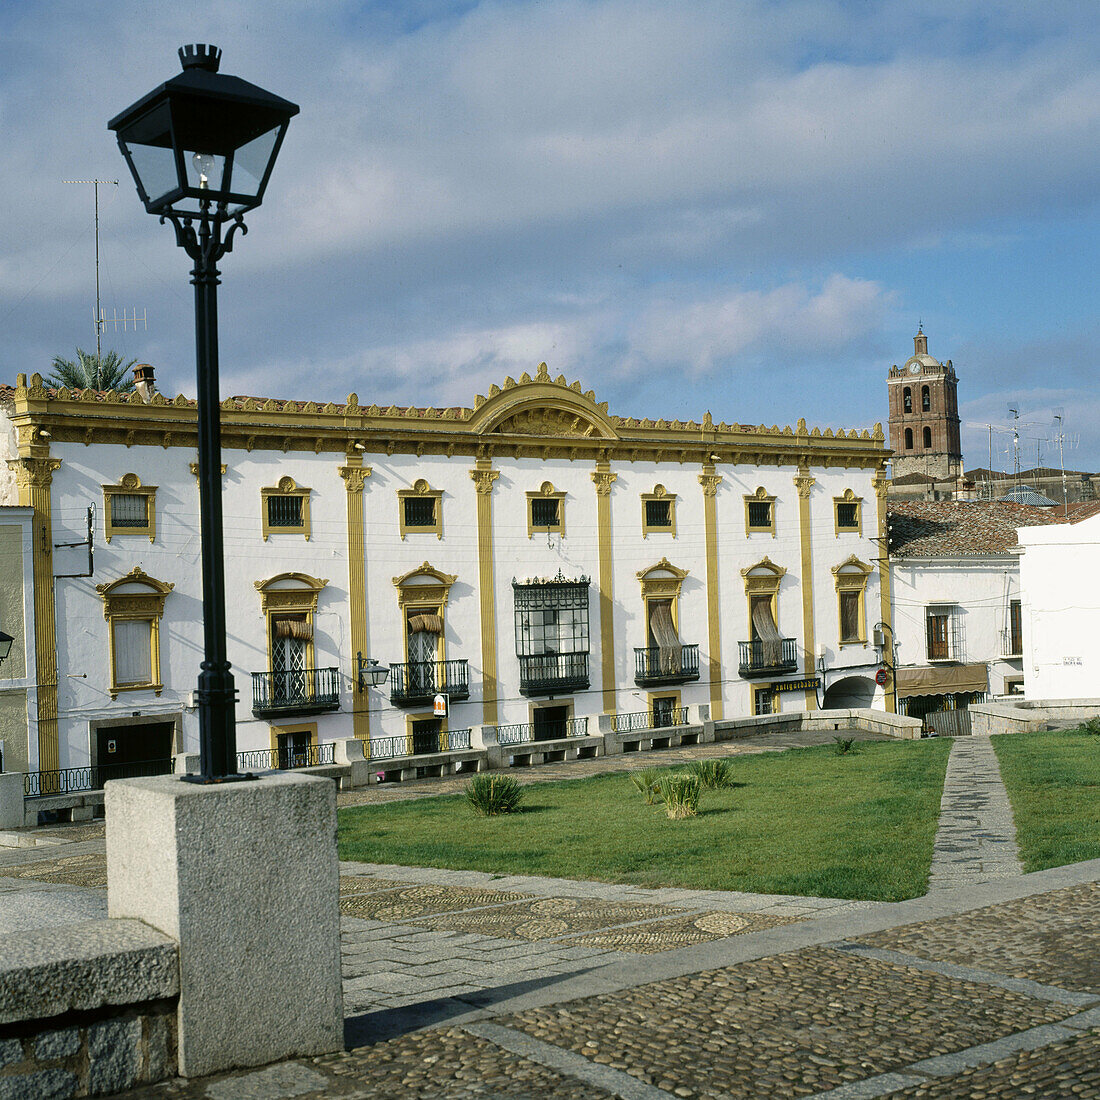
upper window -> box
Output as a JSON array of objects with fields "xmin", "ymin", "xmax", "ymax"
[
  {"xmin": 923, "ymin": 426, "xmax": 933, "ymax": 448},
  {"xmin": 833, "ymin": 490, "xmax": 863, "ymax": 536},
  {"xmin": 832, "ymin": 556, "xmax": 873, "ymax": 645},
  {"xmin": 261, "ymin": 477, "xmax": 312, "ymax": 540},
  {"xmin": 903, "ymin": 386, "xmax": 912, "ymax": 413},
  {"xmin": 905, "ymin": 428, "xmax": 914, "ymax": 449},
  {"xmin": 103, "ymin": 473, "xmax": 156, "ymax": 543},
  {"xmin": 526, "ymin": 482, "xmax": 567, "ymax": 539},
  {"xmin": 95, "ymin": 567, "xmax": 174, "ymax": 698},
  {"xmin": 513, "ymin": 575, "xmax": 590, "ymax": 657},
  {"xmin": 926, "ymin": 604, "xmax": 961, "ymax": 661},
  {"xmin": 744, "ymin": 487, "xmax": 776, "ymax": 536},
  {"xmin": 398, "ymin": 479, "xmax": 443, "ymax": 539},
  {"xmin": 641, "ymin": 485, "xmax": 676, "ymax": 537},
  {"xmin": 921, "ymin": 385, "xmax": 931, "ymax": 412},
  {"xmin": 1005, "ymin": 599, "xmax": 1023, "ymax": 657}
]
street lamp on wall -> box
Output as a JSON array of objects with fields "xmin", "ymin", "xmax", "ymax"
[
  {"xmin": 0, "ymin": 631, "xmax": 13, "ymax": 666},
  {"xmin": 110, "ymin": 46, "xmax": 298, "ymax": 781},
  {"xmin": 356, "ymin": 654, "xmax": 390, "ymax": 693}
]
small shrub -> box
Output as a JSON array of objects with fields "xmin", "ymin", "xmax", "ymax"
[
  {"xmin": 833, "ymin": 736, "xmax": 856, "ymax": 756},
  {"xmin": 630, "ymin": 768, "xmax": 663, "ymax": 804},
  {"xmin": 1084, "ymin": 718, "xmax": 1100, "ymax": 736},
  {"xmin": 688, "ymin": 759, "xmax": 737, "ymax": 789},
  {"xmin": 465, "ymin": 774, "xmax": 524, "ymax": 816},
  {"xmin": 658, "ymin": 773, "xmax": 700, "ymax": 819}
]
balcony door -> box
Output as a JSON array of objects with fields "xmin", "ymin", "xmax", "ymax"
[
  {"xmin": 647, "ymin": 599, "xmax": 681, "ymax": 676},
  {"xmin": 750, "ymin": 596, "xmax": 784, "ymax": 666},
  {"xmin": 272, "ymin": 616, "xmax": 309, "ymax": 704},
  {"xmin": 406, "ymin": 609, "xmax": 442, "ymax": 695}
]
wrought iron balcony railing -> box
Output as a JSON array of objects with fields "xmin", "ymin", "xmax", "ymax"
[
  {"xmin": 999, "ymin": 627, "xmax": 1023, "ymax": 659},
  {"xmin": 517, "ymin": 652, "xmax": 589, "ymax": 696},
  {"xmin": 496, "ymin": 717, "xmax": 589, "ymax": 745},
  {"xmin": 389, "ymin": 659, "xmax": 470, "ymax": 706},
  {"xmin": 236, "ymin": 742, "xmax": 336, "ymax": 772},
  {"xmin": 367, "ymin": 728, "xmax": 473, "ymax": 760},
  {"xmin": 633, "ymin": 644, "xmax": 700, "ymax": 686},
  {"xmin": 24, "ymin": 757, "xmax": 173, "ymax": 798},
  {"xmin": 609, "ymin": 708, "xmax": 689, "ymax": 734},
  {"xmin": 737, "ymin": 638, "xmax": 799, "ymax": 677},
  {"xmin": 251, "ymin": 667, "xmax": 341, "ymax": 717}
]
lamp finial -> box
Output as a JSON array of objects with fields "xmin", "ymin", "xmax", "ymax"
[{"xmin": 179, "ymin": 43, "xmax": 222, "ymax": 72}]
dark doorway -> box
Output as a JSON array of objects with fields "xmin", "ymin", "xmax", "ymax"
[
  {"xmin": 276, "ymin": 729, "xmax": 314, "ymax": 769},
  {"xmin": 533, "ymin": 705, "xmax": 569, "ymax": 741},
  {"xmin": 651, "ymin": 696, "xmax": 678, "ymax": 728},
  {"xmin": 410, "ymin": 717, "xmax": 442, "ymax": 755},
  {"xmin": 95, "ymin": 722, "xmax": 174, "ymax": 784}
]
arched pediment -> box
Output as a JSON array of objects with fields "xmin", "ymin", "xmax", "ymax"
[
  {"xmin": 254, "ymin": 572, "xmax": 329, "ymax": 615},
  {"xmin": 392, "ymin": 562, "xmax": 458, "ymax": 608},
  {"xmin": 637, "ymin": 558, "xmax": 689, "ymax": 599},
  {"xmin": 467, "ymin": 363, "xmax": 619, "ymax": 441}
]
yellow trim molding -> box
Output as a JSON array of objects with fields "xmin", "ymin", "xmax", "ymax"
[
  {"xmin": 794, "ymin": 469, "xmax": 818, "ymax": 709},
  {"xmin": 96, "ymin": 567, "xmax": 174, "ymax": 699},
  {"xmin": 743, "ymin": 486, "xmax": 776, "ymax": 537},
  {"xmin": 261, "ymin": 476, "xmax": 312, "ymax": 540},
  {"xmin": 740, "ymin": 557, "xmax": 786, "ymax": 628},
  {"xmin": 398, "ymin": 478, "xmax": 443, "ymax": 539},
  {"xmin": 470, "ymin": 461, "xmax": 500, "ymax": 726},
  {"xmin": 392, "ymin": 563, "xmax": 457, "ymax": 609},
  {"xmin": 340, "ymin": 457, "xmax": 372, "ymax": 739},
  {"xmin": 102, "ymin": 473, "xmax": 156, "ymax": 543},
  {"xmin": 832, "ymin": 555, "xmax": 873, "ymax": 646},
  {"xmin": 699, "ymin": 463, "xmax": 723, "ymax": 720},
  {"xmin": 593, "ymin": 461, "xmax": 617, "ymax": 711},
  {"xmin": 640, "ymin": 484, "xmax": 677, "ymax": 538},
  {"xmin": 268, "ymin": 721, "xmax": 318, "ymax": 762},
  {"xmin": 872, "ymin": 468, "xmax": 895, "ymax": 711}
]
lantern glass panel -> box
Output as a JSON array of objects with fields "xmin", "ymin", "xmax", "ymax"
[
  {"xmin": 230, "ymin": 127, "xmax": 280, "ymax": 198},
  {"xmin": 183, "ymin": 149, "xmax": 228, "ymax": 193},
  {"xmin": 128, "ymin": 142, "xmax": 179, "ymax": 206}
]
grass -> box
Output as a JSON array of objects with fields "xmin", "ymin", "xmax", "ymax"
[
  {"xmin": 338, "ymin": 739, "xmax": 952, "ymax": 901},
  {"xmin": 993, "ymin": 728, "xmax": 1100, "ymax": 872}
]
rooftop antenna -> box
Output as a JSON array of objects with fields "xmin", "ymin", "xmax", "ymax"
[
  {"xmin": 1054, "ymin": 412, "xmax": 1068, "ymax": 516},
  {"xmin": 63, "ymin": 178, "xmax": 117, "ymax": 362},
  {"xmin": 1007, "ymin": 406, "xmax": 1020, "ymax": 488}
]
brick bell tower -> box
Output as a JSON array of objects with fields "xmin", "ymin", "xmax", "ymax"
[{"xmin": 887, "ymin": 327, "xmax": 962, "ymax": 481}]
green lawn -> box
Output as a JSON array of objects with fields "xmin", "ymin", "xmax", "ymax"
[
  {"xmin": 993, "ymin": 728, "xmax": 1100, "ymax": 872},
  {"xmin": 338, "ymin": 739, "xmax": 952, "ymax": 901}
]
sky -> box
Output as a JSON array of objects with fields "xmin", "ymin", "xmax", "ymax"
[{"xmin": 3, "ymin": 0, "xmax": 1100, "ymax": 475}]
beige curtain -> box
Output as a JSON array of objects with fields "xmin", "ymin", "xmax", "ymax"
[
  {"xmin": 407, "ymin": 613, "xmax": 443, "ymax": 635},
  {"xmin": 275, "ymin": 618, "xmax": 312, "ymax": 640},
  {"xmin": 649, "ymin": 601, "xmax": 681, "ymax": 674},
  {"xmin": 752, "ymin": 599, "xmax": 783, "ymax": 666}
]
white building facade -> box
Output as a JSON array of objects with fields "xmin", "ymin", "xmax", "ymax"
[{"xmin": 2, "ymin": 365, "xmax": 891, "ymax": 776}]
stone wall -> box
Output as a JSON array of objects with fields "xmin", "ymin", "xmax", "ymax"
[
  {"xmin": 0, "ymin": 919, "xmax": 179, "ymax": 1098},
  {"xmin": 970, "ymin": 699, "xmax": 1100, "ymax": 737}
]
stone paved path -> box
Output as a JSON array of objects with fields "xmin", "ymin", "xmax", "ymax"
[{"xmin": 926, "ymin": 734, "xmax": 1023, "ymax": 892}]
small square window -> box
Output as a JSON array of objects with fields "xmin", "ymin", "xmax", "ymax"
[
  {"xmin": 744, "ymin": 488, "xmax": 777, "ymax": 536},
  {"xmin": 261, "ymin": 477, "xmax": 312, "ymax": 540},
  {"xmin": 754, "ymin": 688, "xmax": 775, "ymax": 716},
  {"xmin": 837, "ymin": 503, "xmax": 858, "ymax": 528},
  {"xmin": 110, "ymin": 494, "xmax": 149, "ymax": 528},
  {"xmin": 748, "ymin": 501, "xmax": 771, "ymax": 528},
  {"xmin": 404, "ymin": 496, "xmax": 436, "ymax": 528},
  {"xmin": 531, "ymin": 498, "xmax": 559, "ymax": 528},
  {"xmin": 267, "ymin": 495, "xmax": 303, "ymax": 529},
  {"xmin": 833, "ymin": 491, "xmax": 863, "ymax": 536},
  {"xmin": 645, "ymin": 499, "xmax": 671, "ymax": 528},
  {"xmin": 103, "ymin": 474, "xmax": 156, "ymax": 543}
]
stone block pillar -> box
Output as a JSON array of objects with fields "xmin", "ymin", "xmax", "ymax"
[
  {"xmin": 0, "ymin": 772, "xmax": 23, "ymax": 829},
  {"xmin": 105, "ymin": 773, "xmax": 342, "ymax": 1078}
]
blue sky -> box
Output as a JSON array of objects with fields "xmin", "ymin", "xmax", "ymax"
[{"xmin": 4, "ymin": 0, "xmax": 1100, "ymax": 473}]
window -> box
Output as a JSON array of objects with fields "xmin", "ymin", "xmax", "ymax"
[
  {"xmin": 1004, "ymin": 599, "xmax": 1023, "ymax": 657},
  {"xmin": 393, "ymin": 564, "xmax": 457, "ymax": 698},
  {"xmin": 255, "ymin": 572, "xmax": 329, "ymax": 694},
  {"xmin": 754, "ymin": 687, "xmax": 776, "ymax": 715},
  {"xmin": 905, "ymin": 428, "xmax": 914, "ymax": 450},
  {"xmin": 923, "ymin": 426, "xmax": 932, "ymax": 448},
  {"xmin": 1005, "ymin": 677, "xmax": 1024, "ymax": 696},
  {"xmin": 103, "ymin": 473, "xmax": 156, "ymax": 543},
  {"xmin": 96, "ymin": 567, "xmax": 174, "ymax": 698},
  {"xmin": 744, "ymin": 487, "xmax": 777, "ymax": 536},
  {"xmin": 832, "ymin": 556, "xmax": 873, "ymax": 645},
  {"xmin": 926, "ymin": 604, "xmax": 962, "ymax": 661},
  {"xmin": 921, "ymin": 385, "xmax": 930, "ymax": 412},
  {"xmin": 398, "ymin": 479, "xmax": 443, "ymax": 539},
  {"xmin": 513, "ymin": 576, "xmax": 591, "ymax": 693},
  {"xmin": 833, "ymin": 490, "xmax": 863, "ymax": 536},
  {"xmin": 903, "ymin": 386, "xmax": 912, "ymax": 413},
  {"xmin": 261, "ymin": 477, "xmax": 312, "ymax": 540},
  {"xmin": 641, "ymin": 485, "xmax": 676, "ymax": 537},
  {"xmin": 526, "ymin": 482, "xmax": 566, "ymax": 539}
]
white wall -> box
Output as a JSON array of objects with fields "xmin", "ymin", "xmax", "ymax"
[{"xmin": 1018, "ymin": 513, "xmax": 1100, "ymax": 699}]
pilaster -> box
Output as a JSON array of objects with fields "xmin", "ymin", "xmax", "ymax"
[
  {"xmin": 470, "ymin": 460, "xmax": 500, "ymax": 726},
  {"xmin": 794, "ymin": 468, "xmax": 818, "ymax": 712},
  {"xmin": 699, "ymin": 463, "xmax": 724, "ymax": 720},
  {"xmin": 592, "ymin": 460, "xmax": 618, "ymax": 712},
  {"xmin": 339, "ymin": 457, "xmax": 372, "ymax": 738}
]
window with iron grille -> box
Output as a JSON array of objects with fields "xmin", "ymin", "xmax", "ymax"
[
  {"xmin": 267, "ymin": 494, "xmax": 303, "ymax": 529},
  {"xmin": 645, "ymin": 499, "xmax": 671, "ymax": 529},
  {"xmin": 754, "ymin": 688, "xmax": 775, "ymax": 715},
  {"xmin": 926, "ymin": 604, "xmax": 962, "ymax": 661},
  {"xmin": 110, "ymin": 493, "xmax": 148, "ymax": 528},
  {"xmin": 531, "ymin": 497, "xmax": 559, "ymax": 529},
  {"xmin": 514, "ymin": 577, "xmax": 590, "ymax": 656},
  {"xmin": 836, "ymin": 503, "xmax": 859, "ymax": 529},
  {"xmin": 403, "ymin": 496, "xmax": 436, "ymax": 528},
  {"xmin": 748, "ymin": 501, "xmax": 772, "ymax": 529}
]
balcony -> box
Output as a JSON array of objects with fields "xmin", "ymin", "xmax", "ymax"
[
  {"xmin": 251, "ymin": 667, "xmax": 341, "ymax": 718},
  {"xmin": 389, "ymin": 659, "xmax": 471, "ymax": 706},
  {"xmin": 368, "ymin": 728, "xmax": 472, "ymax": 760},
  {"xmin": 236, "ymin": 742, "xmax": 336, "ymax": 771},
  {"xmin": 518, "ymin": 652, "xmax": 589, "ymax": 696},
  {"xmin": 999, "ymin": 627, "xmax": 1023, "ymax": 660},
  {"xmin": 496, "ymin": 717, "xmax": 589, "ymax": 745},
  {"xmin": 634, "ymin": 644, "xmax": 700, "ymax": 687},
  {"xmin": 737, "ymin": 638, "xmax": 799, "ymax": 677}
]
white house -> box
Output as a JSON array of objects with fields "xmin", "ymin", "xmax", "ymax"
[
  {"xmin": 1, "ymin": 363, "xmax": 891, "ymax": 778},
  {"xmin": 1016, "ymin": 504, "xmax": 1100, "ymax": 699},
  {"xmin": 885, "ymin": 500, "xmax": 1062, "ymax": 729}
]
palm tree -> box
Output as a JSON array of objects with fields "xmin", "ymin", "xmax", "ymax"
[{"xmin": 47, "ymin": 349, "xmax": 138, "ymax": 392}]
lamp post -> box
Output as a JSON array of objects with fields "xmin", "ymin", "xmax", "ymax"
[{"xmin": 109, "ymin": 45, "xmax": 299, "ymax": 781}]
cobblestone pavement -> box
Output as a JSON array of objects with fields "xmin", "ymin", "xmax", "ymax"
[{"xmin": 926, "ymin": 734, "xmax": 1022, "ymax": 891}]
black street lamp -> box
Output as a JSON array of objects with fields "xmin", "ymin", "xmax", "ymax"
[{"xmin": 110, "ymin": 46, "xmax": 299, "ymax": 781}]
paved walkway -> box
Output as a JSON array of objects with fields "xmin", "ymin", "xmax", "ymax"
[
  {"xmin": 6, "ymin": 731, "xmax": 1099, "ymax": 1097},
  {"xmin": 927, "ymin": 734, "xmax": 1023, "ymax": 892}
]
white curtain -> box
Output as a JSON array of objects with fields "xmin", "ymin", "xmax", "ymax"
[
  {"xmin": 114, "ymin": 619, "xmax": 152, "ymax": 684},
  {"xmin": 649, "ymin": 601, "xmax": 681, "ymax": 673},
  {"xmin": 751, "ymin": 599, "xmax": 784, "ymax": 666}
]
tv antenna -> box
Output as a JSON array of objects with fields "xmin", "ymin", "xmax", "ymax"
[
  {"xmin": 64, "ymin": 178, "xmax": 118, "ymax": 361},
  {"xmin": 1007, "ymin": 406, "xmax": 1020, "ymax": 486},
  {"xmin": 1054, "ymin": 412, "xmax": 1068, "ymax": 517}
]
